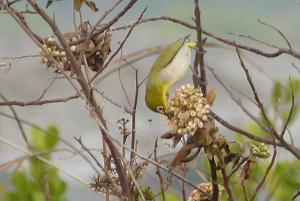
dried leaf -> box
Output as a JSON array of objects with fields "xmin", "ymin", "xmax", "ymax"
[
  {"xmin": 63, "ymin": 31, "xmax": 77, "ymax": 41},
  {"xmin": 193, "ymin": 126, "xmax": 209, "ymax": 146},
  {"xmin": 91, "ymin": 30, "xmax": 112, "ymax": 71},
  {"xmin": 224, "ymin": 153, "xmax": 241, "ymax": 166},
  {"xmin": 172, "ymin": 135, "xmax": 182, "ymax": 148},
  {"xmin": 46, "ymin": 0, "xmax": 53, "ymax": 8},
  {"xmin": 168, "ymin": 144, "xmax": 195, "ymax": 171},
  {"xmin": 238, "ymin": 160, "xmax": 256, "ymax": 185},
  {"xmin": 232, "ymin": 157, "xmax": 241, "ymax": 169},
  {"xmin": 84, "ymin": 0, "xmax": 99, "ymax": 12},
  {"xmin": 206, "ymin": 88, "xmax": 216, "ymax": 106},
  {"xmin": 161, "ymin": 131, "xmax": 176, "ymax": 139},
  {"xmin": 74, "ymin": 0, "xmax": 83, "ymax": 11}
]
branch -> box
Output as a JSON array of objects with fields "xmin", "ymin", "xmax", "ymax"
[
  {"xmin": 208, "ymin": 157, "xmax": 219, "ymax": 201},
  {"xmin": 211, "ymin": 111, "xmax": 281, "ymax": 146},
  {"xmin": 113, "ymin": 16, "xmax": 300, "ymax": 60},
  {"xmin": 89, "ymin": 7, "xmax": 147, "ymax": 84},
  {"xmin": 18, "ymin": 1, "xmax": 136, "ymax": 199},
  {"xmin": 0, "ymin": 94, "xmax": 79, "ymax": 106},
  {"xmin": 68, "ymin": 0, "xmax": 138, "ymax": 47},
  {"xmin": 0, "ymin": 136, "xmax": 89, "ymax": 186},
  {"xmin": 194, "ymin": 0, "xmax": 207, "ymax": 95},
  {"xmin": 0, "ymin": 93, "xmax": 29, "ymax": 147},
  {"xmin": 154, "ymin": 139, "xmax": 166, "ymax": 201}
]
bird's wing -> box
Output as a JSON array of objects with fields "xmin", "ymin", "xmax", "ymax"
[{"xmin": 152, "ymin": 38, "xmax": 186, "ymax": 72}]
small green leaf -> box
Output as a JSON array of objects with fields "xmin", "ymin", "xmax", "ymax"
[
  {"xmin": 245, "ymin": 121, "xmax": 267, "ymax": 137},
  {"xmin": 3, "ymin": 192, "xmax": 19, "ymax": 201},
  {"xmin": 158, "ymin": 191, "xmax": 180, "ymax": 201},
  {"xmin": 45, "ymin": 125, "xmax": 60, "ymax": 149},
  {"xmin": 31, "ymin": 127, "xmax": 46, "ymax": 151},
  {"xmin": 31, "ymin": 125, "xmax": 60, "ymax": 151},
  {"xmin": 286, "ymin": 78, "xmax": 300, "ymax": 101},
  {"xmin": 32, "ymin": 191, "xmax": 44, "ymax": 201},
  {"xmin": 272, "ymin": 81, "xmax": 282, "ymax": 107}
]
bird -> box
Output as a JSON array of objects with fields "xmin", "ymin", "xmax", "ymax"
[{"xmin": 145, "ymin": 36, "xmax": 197, "ymax": 113}]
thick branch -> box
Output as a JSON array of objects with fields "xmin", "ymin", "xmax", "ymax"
[{"xmin": 194, "ymin": 0, "xmax": 207, "ymax": 95}]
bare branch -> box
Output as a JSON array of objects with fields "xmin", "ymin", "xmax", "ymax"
[
  {"xmin": 0, "ymin": 94, "xmax": 79, "ymax": 106},
  {"xmin": 89, "ymin": 7, "xmax": 147, "ymax": 84},
  {"xmin": 0, "ymin": 93, "xmax": 29, "ymax": 147},
  {"xmin": 114, "ymin": 16, "xmax": 300, "ymax": 60},
  {"xmin": 194, "ymin": 0, "xmax": 207, "ymax": 95}
]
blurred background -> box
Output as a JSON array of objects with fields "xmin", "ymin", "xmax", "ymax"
[{"xmin": 0, "ymin": 0, "xmax": 300, "ymax": 200}]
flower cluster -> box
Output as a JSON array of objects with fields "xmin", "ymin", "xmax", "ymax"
[
  {"xmin": 188, "ymin": 182, "xmax": 212, "ymax": 201},
  {"xmin": 41, "ymin": 36, "xmax": 67, "ymax": 69},
  {"xmin": 250, "ymin": 142, "xmax": 271, "ymax": 159},
  {"xmin": 166, "ymin": 84, "xmax": 210, "ymax": 136}
]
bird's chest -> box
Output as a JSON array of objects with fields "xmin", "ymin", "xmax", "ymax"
[{"xmin": 159, "ymin": 46, "xmax": 191, "ymax": 84}]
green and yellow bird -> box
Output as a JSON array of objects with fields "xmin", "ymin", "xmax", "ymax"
[{"xmin": 145, "ymin": 36, "xmax": 197, "ymax": 112}]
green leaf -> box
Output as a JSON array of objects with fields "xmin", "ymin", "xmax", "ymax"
[
  {"xmin": 286, "ymin": 78, "xmax": 300, "ymax": 101},
  {"xmin": 272, "ymin": 81, "xmax": 282, "ymax": 107},
  {"xmin": 158, "ymin": 191, "xmax": 180, "ymax": 201},
  {"xmin": 32, "ymin": 191, "xmax": 44, "ymax": 201},
  {"xmin": 3, "ymin": 192, "xmax": 19, "ymax": 201},
  {"xmin": 11, "ymin": 171, "xmax": 30, "ymax": 199},
  {"xmin": 45, "ymin": 125, "xmax": 59, "ymax": 149},
  {"xmin": 31, "ymin": 127, "xmax": 46, "ymax": 151},
  {"xmin": 31, "ymin": 125, "xmax": 60, "ymax": 151},
  {"xmin": 245, "ymin": 121, "xmax": 267, "ymax": 137}
]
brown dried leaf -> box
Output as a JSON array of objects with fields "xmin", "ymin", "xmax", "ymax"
[
  {"xmin": 84, "ymin": 0, "xmax": 99, "ymax": 12},
  {"xmin": 172, "ymin": 135, "xmax": 182, "ymax": 148},
  {"xmin": 63, "ymin": 31, "xmax": 77, "ymax": 41},
  {"xmin": 168, "ymin": 144, "xmax": 195, "ymax": 171},
  {"xmin": 206, "ymin": 88, "xmax": 216, "ymax": 106},
  {"xmin": 232, "ymin": 157, "xmax": 241, "ymax": 169},
  {"xmin": 193, "ymin": 126, "xmax": 209, "ymax": 146},
  {"xmin": 238, "ymin": 160, "xmax": 256, "ymax": 186},
  {"xmin": 224, "ymin": 153, "xmax": 241, "ymax": 166},
  {"xmin": 89, "ymin": 30, "xmax": 112, "ymax": 71},
  {"xmin": 161, "ymin": 131, "xmax": 176, "ymax": 139}
]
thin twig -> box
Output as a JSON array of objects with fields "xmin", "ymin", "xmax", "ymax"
[
  {"xmin": 113, "ymin": 16, "xmax": 300, "ymax": 60},
  {"xmin": 43, "ymin": 176, "xmax": 52, "ymax": 201},
  {"xmin": 0, "ymin": 94, "xmax": 79, "ymax": 106},
  {"xmin": 249, "ymin": 145, "xmax": 277, "ymax": 201},
  {"xmin": 0, "ymin": 93, "xmax": 29, "ymax": 147},
  {"xmin": 0, "ymin": 136, "xmax": 89, "ymax": 186},
  {"xmin": 205, "ymin": 64, "xmax": 268, "ymax": 132},
  {"xmin": 280, "ymin": 78, "xmax": 295, "ymax": 137},
  {"xmin": 130, "ymin": 67, "xmax": 139, "ymax": 166},
  {"xmin": 74, "ymin": 136, "xmax": 123, "ymax": 198},
  {"xmin": 108, "ymin": 134, "xmax": 212, "ymax": 198},
  {"xmin": 89, "ymin": 7, "xmax": 147, "ymax": 84},
  {"xmin": 154, "ymin": 139, "xmax": 166, "ymax": 201},
  {"xmin": 118, "ymin": 68, "xmax": 132, "ymax": 108},
  {"xmin": 77, "ymin": 0, "xmax": 123, "ymax": 65},
  {"xmin": 257, "ymin": 19, "xmax": 292, "ymax": 50},
  {"xmin": 96, "ymin": 45, "xmax": 165, "ymax": 83},
  {"xmin": 211, "ymin": 111, "xmax": 281, "ymax": 146}
]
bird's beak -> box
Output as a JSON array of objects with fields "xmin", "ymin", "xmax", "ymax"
[{"xmin": 186, "ymin": 41, "xmax": 197, "ymax": 49}]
